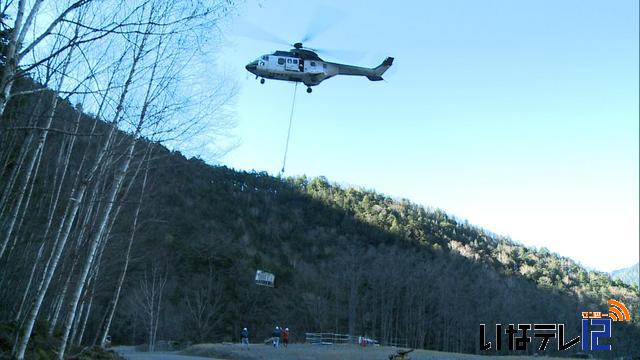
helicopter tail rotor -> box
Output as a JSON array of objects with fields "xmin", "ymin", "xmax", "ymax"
[{"xmin": 367, "ymin": 57, "xmax": 394, "ymax": 81}]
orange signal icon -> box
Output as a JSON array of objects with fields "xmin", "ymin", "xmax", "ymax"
[{"xmin": 604, "ymin": 299, "xmax": 630, "ymax": 321}]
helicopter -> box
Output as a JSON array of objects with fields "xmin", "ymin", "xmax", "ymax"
[{"xmin": 245, "ymin": 42, "xmax": 394, "ymax": 93}]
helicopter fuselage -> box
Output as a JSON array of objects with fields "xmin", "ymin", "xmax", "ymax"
[{"xmin": 245, "ymin": 49, "xmax": 393, "ymax": 92}]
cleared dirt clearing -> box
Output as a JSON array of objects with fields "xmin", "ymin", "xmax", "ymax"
[{"xmin": 181, "ymin": 343, "xmax": 571, "ymax": 360}]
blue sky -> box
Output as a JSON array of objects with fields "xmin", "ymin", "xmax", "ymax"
[{"xmin": 212, "ymin": 0, "xmax": 639, "ymax": 272}]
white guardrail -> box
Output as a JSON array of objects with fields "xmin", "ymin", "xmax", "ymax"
[
  {"xmin": 305, "ymin": 332, "xmax": 381, "ymax": 346},
  {"xmin": 305, "ymin": 332, "xmax": 354, "ymax": 345}
]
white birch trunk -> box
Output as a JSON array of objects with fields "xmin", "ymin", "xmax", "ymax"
[
  {"xmin": 5, "ymin": 143, "xmax": 45, "ymax": 258},
  {"xmin": 56, "ymin": 132, "xmax": 139, "ymax": 360},
  {"xmin": 99, "ymin": 146, "xmax": 152, "ymax": 347},
  {"xmin": 14, "ymin": 108, "xmax": 85, "ymax": 323},
  {"xmin": 72, "ymin": 224, "xmax": 106, "ymax": 346},
  {"xmin": 58, "ymin": 25, "xmax": 158, "ymax": 357},
  {"xmin": 0, "ymin": 0, "xmax": 27, "ymax": 116},
  {"xmin": 0, "ymin": 92, "xmax": 58, "ymax": 260},
  {"xmin": 13, "ymin": 39, "xmax": 144, "ymax": 359},
  {"xmin": 0, "ymin": 131, "xmax": 34, "ymax": 218},
  {"xmin": 140, "ymin": 264, "xmax": 167, "ymax": 352},
  {"xmin": 69, "ymin": 297, "xmax": 86, "ymax": 346},
  {"xmin": 47, "ymin": 252, "xmax": 78, "ymax": 335},
  {"xmin": 74, "ymin": 289, "xmax": 93, "ymax": 346}
]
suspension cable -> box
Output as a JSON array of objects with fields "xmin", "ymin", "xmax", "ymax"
[{"xmin": 280, "ymin": 82, "xmax": 298, "ymax": 175}]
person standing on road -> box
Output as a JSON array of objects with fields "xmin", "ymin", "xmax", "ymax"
[
  {"xmin": 241, "ymin": 327, "xmax": 249, "ymax": 350},
  {"xmin": 282, "ymin": 328, "xmax": 289, "ymax": 347},
  {"xmin": 272, "ymin": 326, "xmax": 281, "ymax": 348}
]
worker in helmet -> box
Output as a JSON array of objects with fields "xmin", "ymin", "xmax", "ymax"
[
  {"xmin": 282, "ymin": 327, "xmax": 290, "ymax": 347},
  {"xmin": 272, "ymin": 326, "xmax": 281, "ymax": 348},
  {"xmin": 240, "ymin": 327, "xmax": 249, "ymax": 350}
]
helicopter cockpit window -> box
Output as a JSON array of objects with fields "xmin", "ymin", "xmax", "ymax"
[
  {"xmin": 278, "ymin": 58, "xmax": 285, "ymax": 65},
  {"xmin": 262, "ymin": 55, "xmax": 269, "ymax": 61}
]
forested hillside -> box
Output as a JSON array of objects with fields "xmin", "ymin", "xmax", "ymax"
[
  {"xmin": 115, "ymin": 150, "xmax": 640, "ymax": 357},
  {"xmin": 2, "ymin": 76, "xmax": 638, "ymax": 358}
]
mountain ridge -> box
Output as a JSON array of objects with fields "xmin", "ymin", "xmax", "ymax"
[{"xmin": 611, "ymin": 262, "xmax": 640, "ymax": 287}]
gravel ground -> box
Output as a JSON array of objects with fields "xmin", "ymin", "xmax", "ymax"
[
  {"xmin": 114, "ymin": 345, "xmax": 218, "ymax": 360},
  {"xmin": 181, "ymin": 343, "xmax": 571, "ymax": 360}
]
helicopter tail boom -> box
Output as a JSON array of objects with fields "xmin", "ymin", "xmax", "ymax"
[{"xmin": 332, "ymin": 56, "xmax": 394, "ymax": 81}]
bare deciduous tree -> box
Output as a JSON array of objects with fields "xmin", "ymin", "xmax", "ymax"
[
  {"xmin": 183, "ymin": 262, "xmax": 225, "ymax": 342},
  {"xmin": 1, "ymin": 1, "xmax": 237, "ymax": 358},
  {"xmin": 0, "ymin": 0, "xmax": 96, "ymax": 116},
  {"xmin": 132, "ymin": 262, "xmax": 168, "ymax": 352}
]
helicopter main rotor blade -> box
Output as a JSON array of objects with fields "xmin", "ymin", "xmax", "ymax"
[
  {"xmin": 300, "ymin": 5, "xmax": 346, "ymax": 44},
  {"xmin": 232, "ymin": 20, "xmax": 291, "ymax": 47},
  {"xmin": 311, "ymin": 47, "xmax": 366, "ymax": 63}
]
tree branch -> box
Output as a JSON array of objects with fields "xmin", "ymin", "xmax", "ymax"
[
  {"xmin": 17, "ymin": 0, "xmax": 91, "ymax": 60},
  {"xmin": 6, "ymin": 126, "xmax": 103, "ymax": 136}
]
